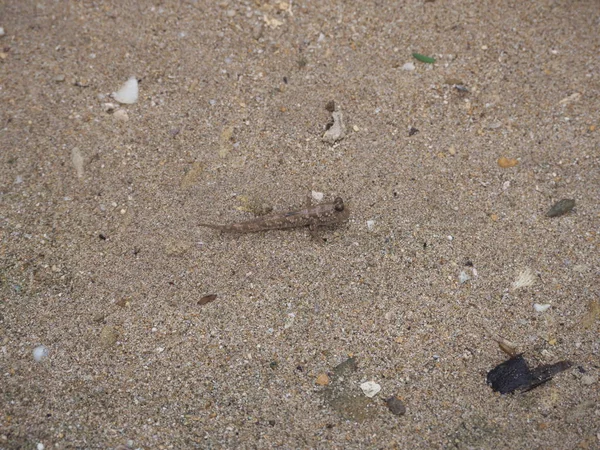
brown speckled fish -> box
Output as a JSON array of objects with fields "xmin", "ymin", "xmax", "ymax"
[{"xmin": 198, "ymin": 197, "xmax": 350, "ymax": 233}]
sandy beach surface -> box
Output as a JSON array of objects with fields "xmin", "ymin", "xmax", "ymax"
[{"xmin": 1, "ymin": 1, "xmax": 598, "ymax": 448}]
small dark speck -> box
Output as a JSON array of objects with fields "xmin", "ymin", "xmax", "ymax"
[
  {"xmin": 577, "ymin": 366, "xmax": 586, "ymax": 373},
  {"xmin": 268, "ymin": 420, "xmax": 276, "ymax": 426},
  {"xmin": 408, "ymin": 127, "xmax": 419, "ymax": 136},
  {"xmin": 98, "ymin": 233, "xmax": 107, "ymax": 240},
  {"xmin": 325, "ymin": 100, "xmax": 336, "ymax": 112},
  {"xmin": 326, "ymin": 423, "xmax": 334, "ymax": 429},
  {"xmin": 465, "ymin": 260, "xmax": 473, "ymax": 267},
  {"xmin": 283, "ymin": 76, "xmax": 288, "ymax": 84},
  {"xmin": 296, "ymin": 365, "xmax": 304, "ymax": 372},
  {"xmin": 423, "ymin": 242, "xmax": 427, "ymax": 249}
]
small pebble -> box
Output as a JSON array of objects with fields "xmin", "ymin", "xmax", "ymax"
[
  {"xmin": 497, "ymin": 157, "xmax": 518, "ymax": 168},
  {"xmin": 0, "ymin": 27, "xmax": 5, "ymax": 37},
  {"xmin": 459, "ymin": 271, "xmax": 471, "ymax": 284},
  {"xmin": 534, "ymin": 303, "xmax": 551, "ymax": 312},
  {"xmin": 546, "ymin": 199, "xmax": 575, "ymax": 218},
  {"xmin": 53, "ymin": 74, "xmax": 65, "ymax": 83},
  {"xmin": 385, "ymin": 396, "xmax": 406, "ymax": 416},
  {"xmin": 316, "ymin": 373, "xmax": 330, "ymax": 386},
  {"xmin": 360, "ymin": 381, "xmax": 381, "ymax": 398},
  {"xmin": 366, "ymin": 220, "xmax": 375, "ymax": 231},
  {"xmin": 33, "ymin": 345, "xmax": 49, "ymax": 362},
  {"xmin": 401, "ymin": 62, "xmax": 415, "ymax": 71}
]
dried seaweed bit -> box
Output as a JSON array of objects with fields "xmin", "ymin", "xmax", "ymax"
[
  {"xmin": 412, "ymin": 52, "xmax": 436, "ymax": 64},
  {"xmin": 487, "ymin": 354, "xmax": 572, "ymax": 394},
  {"xmin": 385, "ymin": 396, "xmax": 407, "ymax": 416},
  {"xmin": 546, "ymin": 199, "xmax": 575, "ymax": 217},
  {"xmin": 198, "ymin": 294, "xmax": 217, "ymax": 306}
]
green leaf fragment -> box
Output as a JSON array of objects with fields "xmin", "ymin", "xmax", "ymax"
[{"xmin": 412, "ymin": 53, "xmax": 436, "ymax": 64}]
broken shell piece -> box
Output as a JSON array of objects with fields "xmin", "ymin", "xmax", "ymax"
[
  {"xmin": 33, "ymin": 345, "xmax": 49, "ymax": 362},
  {"xmin": 113, "ymin": 76, "xmax": 138, "ymax": 104},
  {"xmin": 103, "ymin": 102, "xmax": 117, "ymax": 113},
  {"xmin": 322, "ymin": 110, "xmax": 346, "ymax": 144},
  {"xmin": 512, "ymin": 268, "xmax": 535, "ymax": 290},
  {"xmin": 534, "ymin": 303, "xmax": 551, "ymax": 312},
  {"xmin": 459, "ymin": 270, "xmax": 471, "ymax": 284},
  {"xmin": 311, "ymin": 191, "xmax": 324, "ymax": 202},
  {"xmin": 489, "ymin": 332, "xmax": 518, "ymax": 357},
  {"xmin": 360, "ymin": 381, "xmax": 381, "ymax": 398},
  {"xmin": 113, "ymin": 109, "xmax": 129, "ymax": 121},
  {"xmin": 71, "ymin": 147, "xmax": 84, "ymax": 178}
]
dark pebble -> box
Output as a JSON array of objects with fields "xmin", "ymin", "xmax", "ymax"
[
  {"xmin": 385, "ymin": 396, "xmax": 406, "ymax": 416},
  {"xmin": 546, "ymin": 199, "xmax": 575, "ymax": 217}
]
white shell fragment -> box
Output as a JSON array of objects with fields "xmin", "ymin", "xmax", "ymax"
[
  {"xmin": 360, "ymin": 381, "xmax": 381, "ymax": 398},
  {"xmin": 113, "ymin": 76, "xmax": 139, "ymax": 104},
  {"xmin": 113, "ymin": 109, "xmax": 129, "ymax": 121},
  {"xmin": 402, "ymin": 62, "xmax": 415, "ymax": 71},
  {"xmin": 311, "ymin": 191, "xmax": 324, "ymax": 202},
  {"xmin": 459, "ymin": 270, "xmax": 471, "ymax": 284},
  {"xmin": 33, "ymin": 345, "xmax": 49, "ymax": 362},
  {"xmin": 512, "ymin": 267, "xmax": 535, "ymax": 290},
  {"xmin": 366, "ymin": 220, "xmax": 375, "ymax": 231},
  {"xmin": 102, "ymin": 102, "xmax": 117, "ymax": 113},
  {"xmin": 71, "ymin": 147, "xmax": 84, "ymax": 178},
  {"xmin": 534, "ymin": 303, "xmax": 551, "ymax": 312},
  {"xmin": 322, "ymin": 110, "xmax": 346, "ymax": 144}
]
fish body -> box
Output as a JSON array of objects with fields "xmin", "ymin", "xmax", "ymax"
[{"xmin": 199, "ymin": 197, "xmax": 349, "ymax": 233}]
